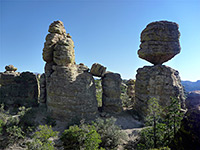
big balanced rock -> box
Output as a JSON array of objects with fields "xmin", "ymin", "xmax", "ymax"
[
  {"xmin": 135, "ymin": 21, "xmax": 185, "ymax": 120},
  {"xmin": 138, "ymin": 21, "xmax": 181, "ymax": 65},
  {"xmin": 42, "ymin": 21, "xmax": 98, "ymax": 124}
]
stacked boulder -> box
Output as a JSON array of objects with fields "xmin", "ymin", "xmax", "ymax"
[
  {"xmin": 90, "ymin": 63, "xmax": 123, "ymax": 114},
  {"xmin": 42, "ymin": 21, "xmax": 98, "ymax": 124},
  {"xmin": 135, "ymin": 21, "xmax": 185, "ymax": 120},
  {"xmin": 0, "ymin": 65, "xmax": 39, "ymax": 108}
]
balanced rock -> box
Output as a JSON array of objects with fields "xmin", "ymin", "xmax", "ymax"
[
  {"xmin": 134, "ymin": 65, "xmax": 185, "ymax": 120},
  {"xmin": 90, "ymin": 63, "xmax": 106, "ymax": 77},
  {"xmin": 138, "ymin": 21, "xmax": 181, "ymax": 65},
  {"xmin": 5, "ymin": 65, "xmax": 17, "ymax": 72},
  {"xmin": 43, "ymin": 21, "xmax": 98, "ymax": 124},
  {"xmin": 102, "ymin": 72, "xmax": 123, "ymax": 113}
]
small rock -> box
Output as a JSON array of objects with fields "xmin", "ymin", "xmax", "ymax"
[
  {"xmin": 90, "ymin": 63, "xmax": 106, "ymax": 77},
  {"xmin": 5, "ymin": 65, "xmax": 17, "ymax": 72}
]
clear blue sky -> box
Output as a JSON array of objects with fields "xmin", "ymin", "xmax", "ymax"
[{"xmin": 0, "ymin": 0, "xmax": 200, "ymax": 81}]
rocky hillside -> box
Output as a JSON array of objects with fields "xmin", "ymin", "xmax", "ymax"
[{"xmin": 181, "ymin": 80, "xmax": 200, "ymax": 92}]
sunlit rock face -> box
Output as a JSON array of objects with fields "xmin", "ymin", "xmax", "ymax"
[
  {"xmin": 138, "ymin": 21, "xmax": 181, "ymax": 65},
  {"xmin": 134, "ymin": 65, "xmax": 185, "ymax": 120},
  {"xmin": 42, "ymin": 21, "xmax": 98, "ymax": 124}
]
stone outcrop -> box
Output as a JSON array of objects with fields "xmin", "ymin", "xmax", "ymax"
[
  {"xmin": 138, "ymin": 21, "xmax": 180, "ymax": 65},
  {"xmin": 127, "ymin": 79, "xmax": 135, "ymax": 98},
  {"xmin": 90, "ymin": 63, "xmax": 106, "ymax": 77},
  {"xmin": 185, "ymin": 90, "xmax": 200, "ymax": 109},
  {"xmin": 0, "ymin": 66, "xmax": 39, "ymax": 108},
  {"xmin": 102, "ymin": 72, "xmax": 123, "ymax": 113},
  {"xmin": 134, "ymin": 65, "xmax": 185, "ymax": 120},
  {"xmin": 42, "ymin": 21, "xmax": 98, "ymax": 124}
]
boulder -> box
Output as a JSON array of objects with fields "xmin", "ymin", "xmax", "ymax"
[
  {"xmin": 5, "ymin": 65, "xmax": 17, "ymax": 72},
  {"xmin": 53, "ymin": 33, "xmax": 75, "ymax": 66},
  {"xmin": 90, "ymin": 63, "xmax": 106, "ymax": 77},
  {"xmin": 138, "ymin": 21, "xmax": 181, "ymax": 65},
  {"xmin": 102, "ymin": 72, "xmax": 123, "ymax": 113},
  {"xmin": 186, "ymin": 90, "xmax": 200, "ymax": 109},
  {"xmin": 134, "ymin": 65, "xmax": 185, "ymax": 120}
]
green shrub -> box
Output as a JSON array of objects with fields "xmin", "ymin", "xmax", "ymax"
[
  {"xmin": 19, "ymin": 107, "xmax": 38, "ymax": 129},
  {"xmin": 6, "ymin": 125, "xmax": 24, "ymax": 140},
  {"xmin": 0, "ymin": 119, "xmax": 4, "ymax": 135},
  {"xmin": 93, "ymin": 117, "xmax": 127, "ymax": 150},
  {"xmin": 27, "ymin": 125, "xmax": 58, "ymax": 150},
  {"xmin": 61, "ymin": 123, "xmax": 103, "ymax": 150},
  {"xmin": 45, "ymin": 115, "xmax": 56, "ymax": 127}
]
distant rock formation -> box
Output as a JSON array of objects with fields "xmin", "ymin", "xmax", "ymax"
[
  {"xmin": 0, "ymin": 65, "xmax": 39, "ymax": 108},
  {"xmin": 42, "ymin": 21, "xmax": 98, "ymax": 124},
  {"xmin": 186, "ymin": 90, "xmax": 200, "ymax": 109},
  {"xmin": 138, "ymin": 21, "xmax": 180, "ymax": 65},
  {"xmin": 181, "ymin": 80, "xmax": 200, "ymax": 92},
  {"xmin": 135, "ymin": 21, "xmax": 185, "ymax": 120},
  {"xmin": 102, "ymin": 72, "xmax": 123, "ymax": 113},
  {"xmin": 127, "ymin": 79, "xmax": 135, "ymax": 98}
]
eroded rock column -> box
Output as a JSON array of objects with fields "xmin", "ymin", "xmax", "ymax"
[
  {"xmin": 42, "ymin": 21, "xmax": 98, "ymax": 124},
  {"xmin": 102, "ymin": 72, "xmax": 123, "ymax": 113},
  {"xmin": 135, "ymin": 21, "xmax": 185, "ymax": 120}
]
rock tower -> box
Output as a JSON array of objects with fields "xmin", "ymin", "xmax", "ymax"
[
  {"xmin": 135, "ymin": 21, "xmax": 185, "ymax": 120},
  {"xmin": 42, "ymin": 21, "xmax": 98, "ymax": 124}
]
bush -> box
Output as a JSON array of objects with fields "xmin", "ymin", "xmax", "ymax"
[
  {"xmin": 6, "ymin": 125, "xmax": 25, "ymax": 143},
  {"xmin": 27, "ymin": 125, "xmax": 58, "ymax": 150},
  {"xmin": 0, "ymin": 119, "xmax": 4, "ymax": 135},
  {"xmin": 61, "ymin": 123, "xmax": 103, "ymax": 150},
  {"xmin": 45, "ymin": 115, "xmax": 56, "ymax": 127},
  {"xmin": 93, "ymin": 117, "xmax": 127, "ymax": 150}
]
